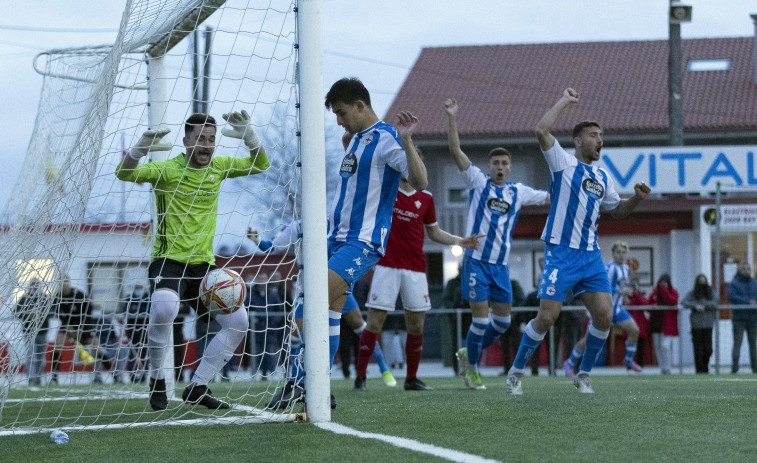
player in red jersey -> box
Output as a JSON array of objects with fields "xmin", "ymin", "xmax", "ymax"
[{"xmin": 354, "ymin": 172, "xmax": 482, "ymax": 391}]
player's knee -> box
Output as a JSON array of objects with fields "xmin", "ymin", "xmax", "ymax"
[
  {"xmin": 216, "ymin": 306, "xmax": 249, "ymax": 332},
  {"xmin": 150, "ymin": 289, "xmax": 180, "ymax": 325}
]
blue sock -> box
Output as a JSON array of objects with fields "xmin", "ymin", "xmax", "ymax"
[
  {"xmin": 624, "ymin": 341, "xmax": 637, "ymax": 364},
  {"xmin": 579, "ymin": 323, "xmax": 610, "ymax": 374},
  {"xmin": 291, "ymin": 339, "xmax": 305, "ymax": 384},
  {"xmin": 466, "ymin": 317, "xmax": 489, "ymax": 368},
  {"xmin": 512, "ymin": 320, "xmax": 546, "ymax": 372},
  {"xmin": 568, "ymin": 346, "xmax": 584, "ymax": 365},
  {"xmin": 328, "ymin": 311, "xmax": 341, "ymax": 369},
  {"xmin": 372, "ymin": 341, "xmax": 390, "ymax": 373},
  {"xmin": 481, "ymin": 315, "xmax": 511, "ymax": 350}
]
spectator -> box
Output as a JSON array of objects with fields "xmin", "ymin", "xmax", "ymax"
[
  {"xmin": 246, "ymin": 272, "xmax": 283, "ymax": 379},
  {"xmin": 51, "ymin": 277, "xmax": 91, "ymax": 384},
  {"xmin": 442, "ymin": 263, "xmax": 469, "ymax": 375},
  {"xmin": 89, "ymin": 315, "xmax": 130, "ymax": 384},
  {"xmin": 123, "ymin": 284, "xmax": 150, "ymax": 382},
  {"xmin": 681, "ymin": 274, "xmax": 717, "ymax": 374},
  {"xmin": 15, "ymin": 279, "xmax": 51, "ymax": 385},
  {"xmin": 625, "ymin": 276, "xmax": 650, "ymax": 366},
  {"xmin": 648, "ymin": 274, "xmax": 679, "ymax": 374},
  {"xmin": 725, "ymin": 261, "xmax": 757, "ymax": 373}
]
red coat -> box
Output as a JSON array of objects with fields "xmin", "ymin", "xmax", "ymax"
[{"xmin": 648, "ymin": 286, "xmax": 679, "ymax": 336}]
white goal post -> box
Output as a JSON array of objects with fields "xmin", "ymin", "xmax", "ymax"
[{"xmin": 0, "ymin": 0, "xmax": 331, "ymax": 434}]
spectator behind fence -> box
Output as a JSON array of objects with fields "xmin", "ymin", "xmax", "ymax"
[
  {"xmin": 15, "ymin": 279, "xmax": 51, "ymax": 385},
  {"xmin": 725, "ymin": 261, "xmax": 757, "ymax": 373},
  {"xmin": 625, "ymin": 276, "xmax": 650, "ymax": 366},
  {"xmin": 681, "ymin": 274, "xmax": 717, "ymax": 374},
  {"xmin": 648, "ymin": 274, "xmax": 678, "ymax": 374}
]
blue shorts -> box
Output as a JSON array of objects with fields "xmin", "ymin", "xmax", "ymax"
[
  {"xmin": 294, "ymin": 292, "xmax": 357, "ymax": 318},
  {"xmin": 612, "ymin": 306, "xmax": 633, "ymax": 324},
  {"xmin": 327, "ymin": 239, "xmax": 381, "ymax": 290},
  {"xmin": 461, "ymin": 258, "xmax": 512, "ymax": 303},
  {"xmin": 537, "ymin": 243, "xmax": 611, "ymax": 301}
]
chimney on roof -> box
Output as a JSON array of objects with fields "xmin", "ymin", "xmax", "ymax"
[{"xmin": 752, "ymin": 14, "xmax": 757, "ymax": 85}]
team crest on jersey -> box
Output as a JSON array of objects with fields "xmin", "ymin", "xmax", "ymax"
[
  {"xmin": 546, "ymin": 285, "xmax": 556, "ymax": 296},
  {"xmin": 582, "ymin": 178, "xmax": 605, "ymax": 198},
  {"xmin": 209, "ymin": 174, "xmax": 216, "ymax": 184},
  {"xmin": 340, "ymin": 151, "xmax": 358, "ymax": 178},
  {"xmin": 415, "ymin": 200, "xmax": 422, "ymax": 209},
  {"xmin": 469, "ymin": 289, "xmax": 476, "ymax": 299},
  {"xmin": 486, "ymin": 198, "xmax": 511, "ymax": 215},
  {"xmin": 363, "ymin": 133, "xmax": 374, "ymax": 144}
]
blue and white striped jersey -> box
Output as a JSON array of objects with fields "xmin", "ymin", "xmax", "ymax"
[
  {"xmin": 461, "ymin": 163, "xmax": 548, "ymax": 265},
  {"xmin": 328, "ymin": 121, "xmax": 408, "ymax": 255},
  {"xmin": 606, "ymin": 259, "xmax": 629, "ymax": 312},
  {"xmin": 540, "ymin": 140, "xmax": 620, "ymax": 251}
]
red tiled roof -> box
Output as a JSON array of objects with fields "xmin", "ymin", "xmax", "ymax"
[{"xmin": 385, "ymin": 37, "xmax": 757, "ymax": 140}]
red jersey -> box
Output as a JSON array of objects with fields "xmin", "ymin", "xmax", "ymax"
[{"xmin": 378, "ymin": 188, "xmax": 437, "ymax": 272}]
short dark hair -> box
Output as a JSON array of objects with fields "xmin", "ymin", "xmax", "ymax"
[
  {"xmin": 185, "ymin": 113, "xmax": 216, "ymax": 135},
  {"xmin": 488, "ymin": 147, "xmax": 511, "ymax": 160},
  {"xmin": 325, "ymin": 77, "xmax": 372, "ymax": 109},
  {"xmin": 572, "ymin": 120, "xmax": 601, "ymax": 140}
]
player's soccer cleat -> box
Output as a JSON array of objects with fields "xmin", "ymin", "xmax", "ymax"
[
  {"xmin": 623, "ymin": 359, "xmax": 643, "ymax": 373},
  {"xmin": 149, "ymin": 377, "xmax": 168, "ymax": 411},
  {"xmin": 563, "ymin": 359, "xmax": 575, "ymax": 378},
  {"xmin": 354, "ymin": 376, "xmax": 366, "ymax": 391},
  {"xmin": 455, "ymin": 347, "xmax": 470, "ymax": 377},
  {"xmin": 464, "ymin": 371, "xmax": 486, "ymax": 390},
  {"xmin": 404, "ymin": 377, "xmax": 431, "ymax": 391},
  {"xmin": 382, "ymin": 371, "xmax": 397, "ymax": 387},
  {"xmin": 182, "ymin": 383, "xmax": 231, "ymax": 409},
  {"xmin": 330, "ymin": 394, "xmax": 337, "ymax": 410},
  {"xmin": 266, "ymin": 381, "xmax": 304, "ymax": 409},
  {"xmin": 574, "ymin": 373, "xmax": 594, "ymax": 394},
  {"xmin": 505, "ymin": 372, "xmax": 523, "ymax": 395}
]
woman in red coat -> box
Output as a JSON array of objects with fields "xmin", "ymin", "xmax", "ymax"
[
  {"xmin": 625, "ymin": 276, "xmax": 650, "ymax": 366},
  {"xmin": 648, "ymin": 274, "xmax": 679, "ymax": 374}
]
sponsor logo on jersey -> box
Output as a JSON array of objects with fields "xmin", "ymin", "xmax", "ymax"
[
  {"xmin": 340, "ymin": 151, "xmax": 358, "ymax": 178},
  {"xmin": 395, "ymin": 208, "xmax": 420, "ymax": 220},
  {"xmin": 582, "ymin": 178, "xmax": 605, "ymax": 198},
  {"xmin": 486, "ymin": 197, "xmax": 511, "ymax": 215}
]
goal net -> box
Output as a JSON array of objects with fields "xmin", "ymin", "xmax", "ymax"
[{"xmin": 0, "ymin": 0, "xmax": 319, "ymax": 434}]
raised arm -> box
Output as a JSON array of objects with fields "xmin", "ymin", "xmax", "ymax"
[
  {"xmin": 118, "ymin": 128, "xmax": 172, "ymax": 172},
  {"xmin": 443, "ymin": 98, "xmax": 472, "ymax": 172},
  {"xmin": 396, "ymin": 111, "xmax": 428, "ymax": 191},
  {"xmin": 222, "ymin": 110, "xmax": 266, "ymax": 157},
  {"xmin": 609, "ymin": 181, "xmax": 651, "ymax": 219},
  {"xmin": 535, "ymin": 88, "xmax": 580, "ymax": 151}
]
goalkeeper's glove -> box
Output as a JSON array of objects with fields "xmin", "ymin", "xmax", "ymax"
[
  {"xmin": 222, "ymin": 110, "xmax": 260, "ymax": 149},
  {"xmin": 129, "ymin": 128, "xmax": 172, "ymax": 160}
]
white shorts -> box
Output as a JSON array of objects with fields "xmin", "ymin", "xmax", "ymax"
[{"xmin": 365, "ymin": 265, "xmax": 431, "ymax": 312}]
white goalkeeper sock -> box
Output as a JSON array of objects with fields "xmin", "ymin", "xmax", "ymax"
[
  {"xmin": 192, "ymin": 307, "xmax": 249, "ymax": 386},
  {"xmin": 147, "ymin": 289, "xmax": 180, "ymax": 380}
]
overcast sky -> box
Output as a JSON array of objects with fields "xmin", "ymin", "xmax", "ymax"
[{"xmin": 1, "ymin": 0, "xmax": 755, "ymax": 211}]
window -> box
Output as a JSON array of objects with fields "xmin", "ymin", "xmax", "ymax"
[
  {"xmin": 687, "ymin": 59, "xmax": 730, "ymax": 72},
  {"xmin": 447, "ymin": 188, "xmax": 467, "ymax": 204}
]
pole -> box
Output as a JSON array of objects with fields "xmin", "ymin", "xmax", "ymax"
[
  {"xmin": 192, "ymin": 30, "xmax": 200, "ymax": 114},
  {"xmin": 202, "ymin": 27, "xmax": 212, "ymax": 114},
  {"xmin": 297, "ymin": 0, "xmax": 329, "ymax": 423},
  {"xmin": 714, "ymin": 182, "xmax": 721, "ymax": 374},
  {"xmin": 668, "ymin": 3, "xmax": 684, "ymax": 146}
]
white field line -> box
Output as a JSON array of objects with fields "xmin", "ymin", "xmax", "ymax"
[
  {"xmin": 317, "ymin": 422, "xmax": 501, "ymax": 463},
  {"xmin": 0, "ymin": 394, "xmax": 298, "ymax": 437}
]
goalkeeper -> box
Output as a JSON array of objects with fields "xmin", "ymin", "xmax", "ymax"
[{"xmin": 116, "ymin": 111, "xmax": 269, "ymax": 411}]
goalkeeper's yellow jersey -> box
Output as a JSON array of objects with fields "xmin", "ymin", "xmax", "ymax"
[{"xmin": 116, "ymin": 151, "xmax": 269, "ymax": 265}]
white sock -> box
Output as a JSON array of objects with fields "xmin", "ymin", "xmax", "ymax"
[
  {"xmin": 147, "ymin": 289, "xmax": 180, "ymax": 380},
  {"xmin": 192, "ymin": 307, "xmax": 249, "ymax": 386}
]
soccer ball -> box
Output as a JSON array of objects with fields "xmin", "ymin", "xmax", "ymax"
[{"xmin": 200, "ymin": 268, "xmax": 246, "ymax": 315}]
